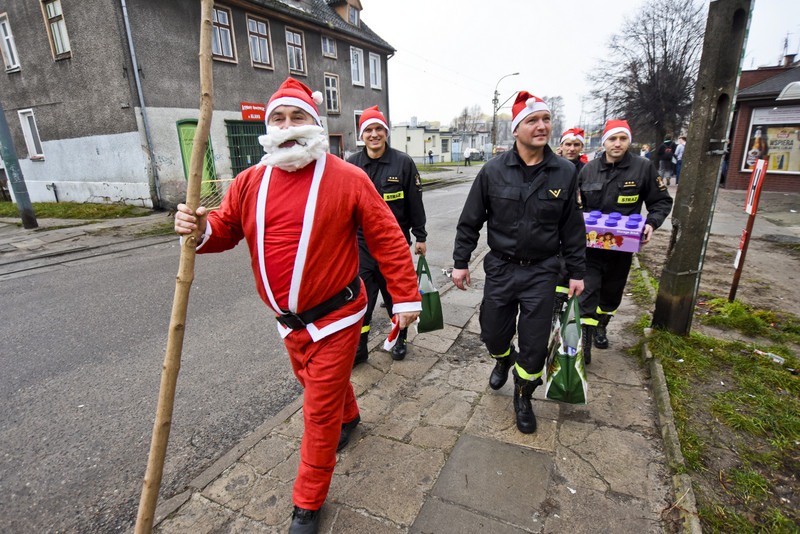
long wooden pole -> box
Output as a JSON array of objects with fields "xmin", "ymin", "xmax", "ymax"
[{"xmin": 134, "ymin": 1, "xmax": 214, "ymax": 532}]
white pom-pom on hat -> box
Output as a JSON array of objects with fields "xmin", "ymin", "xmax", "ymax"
[{"xmin": 312, "ymin": 91, "xmax": 324, "ymax": 106}]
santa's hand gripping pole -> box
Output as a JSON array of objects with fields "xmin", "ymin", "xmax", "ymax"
[{"xmin": 134, "ymin": 2, "xmax": 214, "ymax": 532}]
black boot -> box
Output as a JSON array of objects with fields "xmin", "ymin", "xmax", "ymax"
[
  {"xmin": 582, "ymin": 325, "xmax": 594, "ymax": 365},
  {"xmin": 489, "ymin": 346, "xmax": 516, "ymax": 390},
  {"xmin": 353, "ymin": 332, "xmax": 369, "ymax": 367},
  {"xmin": 512, "ymin": 368, "xmax": 542, "ymax": 434},
  {"xmin": 337, "ymin": 414, "xmax": 361, "ymax": 451},
  {"xmin": 289, "ymin": 505, "xmax": 321, "ymax": 534},
  {"xmin": 594, "ymin": 315, "xmax": 610, "ymax": 349},
  {"xmin": 391, "ymin": 328, "xmax": 408, "ymax": 361}
]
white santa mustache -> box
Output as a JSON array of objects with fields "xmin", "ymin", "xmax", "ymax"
[{"xmin": 258, "ymin": 125, "xmax": 329, "ymax": 172}]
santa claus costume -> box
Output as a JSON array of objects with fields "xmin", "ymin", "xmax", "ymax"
[{"xmin": 195, "ymin": 78, "xmax": 421, "ymax": 526}]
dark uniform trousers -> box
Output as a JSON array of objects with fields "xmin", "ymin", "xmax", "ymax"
[
  {"xmin": 479, "ymin": 253, "xmax": 560, "ymax": 377},
  {"xmin": 579, "ymin": 248, "xmax": 633, "ymax": 326}
]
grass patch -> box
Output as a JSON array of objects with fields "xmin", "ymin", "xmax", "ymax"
[
  {"xmin": 628, "ymin": 261, "xmax": 658, "ymax": 307},
  {"xmin": 649, "ymin": 315, "xmax": 800, "ymax": 531},
  {"xmin": 698, "ymin": 298, "xmax": 800, "ymax": 344},
  {"xmin": 0, "ymin": 201, "xmax": 151, "ymax": 220},
  {"xmin": 134, "ymin": 222, "xmax": 175, "ymax": 237}
]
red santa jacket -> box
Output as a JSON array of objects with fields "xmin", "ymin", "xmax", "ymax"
[{"xmin": 197, "ymin": 154, "xmax": 422, "ymax": 341}]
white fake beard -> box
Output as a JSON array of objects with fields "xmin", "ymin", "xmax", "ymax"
[{"xmin": 258, "ymin": 124, "xmax": 329, "ymax": 172}]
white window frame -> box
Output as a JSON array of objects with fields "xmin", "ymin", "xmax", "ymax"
[
  {"xmin": 42, "ymin": 1, "xmax": 71, "ymax": 60},
  {"xmin": 348, "ymin": 5, "xmax": 359, "ymax": 26},
  {"xmin": 321, "ymin": 35, "xmax": 337, "ymax": 59},
  {"xmin": 369, "ymin": 52, "xmax": 381, "ymax": 89},
  {"xmin": 18, "ymin": 109, "xmax": 44, "ymax": 159},
  {"xmin": 246, "ymin": 14, "xmax": 273, "ymax": 69},
  {"xmin": 286, "ymin": 27, "xmax": 306, "ymax": 75},
  {"xmin": 350, "ymin": 46, "xmax": 364, "ymax": 87},
  {"xmin": 354, "ymin": 110, "xmax": 364, "ymax": 146},
  {"xmin": 211, "ymin": 6, "xmax": 237, "ymax": 62},
  {"xmin": 324, "ymin": 73, "xmax": 340, "ymax": 114},
  {"xmin": 0, "ymin": 14, "xmax": 20, "ymax": 71}
]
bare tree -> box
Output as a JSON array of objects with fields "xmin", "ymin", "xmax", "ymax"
[
  {"xmin": 589, "ymin": 0, "xmax": 706, "ymax": 144},
  {"xmin": 453, "ymin": 105, "xmax": 484, "ymax": 132},
  {"xmin": 542, "ymin": 95, "xmax": 565, "ymax": 146}
]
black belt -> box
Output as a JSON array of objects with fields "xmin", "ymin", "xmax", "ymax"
[
  {"xmin": 276, "ymin": 276, "xmax": 361, "ymax": 330},
  {"xmin": 490, "ymin": 249, "xmax": 551, "ymax": 266}
]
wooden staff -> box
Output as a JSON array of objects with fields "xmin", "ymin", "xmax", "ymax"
[{"xmin": 134, "ymin": 1, "xmax": 214, "ymax": 532}]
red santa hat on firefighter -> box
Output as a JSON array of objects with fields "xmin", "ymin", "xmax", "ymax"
[
  {"xmin": 560, "ymin": 128, "xmax": 585, "ymax": 145},
  {"xmin": 359, "ymin": 105, "xmax": 390, "ymax": 138},
  {"xmin": 601, "ymin": 120, "xmax": 632, "ymax": 145},
  {"xmin": 511, "ymin": 92, "xmax": 550, "ymax": 132},
  {"xmin": 266, "ymin": 77, "xmax": 324, "ymax": 126}
]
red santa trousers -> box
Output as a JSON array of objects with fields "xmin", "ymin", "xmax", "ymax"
[{"xmin": 283, "ymin": 317, "xmax": 361, "ymax": 510}]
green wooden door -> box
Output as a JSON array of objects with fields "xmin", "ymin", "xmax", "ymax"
[{"xmin": 177, "ymin": 120, "xmax": 218, "ymax": 200}]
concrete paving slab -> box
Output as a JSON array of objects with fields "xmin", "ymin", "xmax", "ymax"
[
  {"xmin": 239, "ymin": 478, "xmax": 293, "ymax": 524},
  {"xmin": 410, "ymin": 497, "xmax": 535, "ymax": 534},
  {"xmin": 201, "ymin": 462, "xmax": 259, "ymax": 510},
  {"xmin": 328, "ymin": 505, "xmax": 404, "ymax": 533},
  {"xmin": 442, "ymin": 303, "xmax": 476, "ymax": 328},
  {"xmin": 431, "ymin": 434, "xmax": 553, "ymax": 528},
  {"xmin": 155, "ymin": 493, "xmax": 235, "ymax": 534},
  {"xmin": 464, "ymin": 312, "xmax": 481, "ymax": 334},
  {"xmin": 552, "ymin": 443, "xmax": 609, "ymax": 493},
  {"xmin": 543, "ymin": 484, "xmax": 665, "ymax": 534},
  {"xmin": 424, "ymin": 389, "xmax": 479, "ymax": 427},
  {"xmin": 408, "ymin": 424, "xmax": 459, "ymax": 452},
  {"xmin": 561, "ymin": 379, "xmax": 656, "ymax": 430},
  {"xmin": 585, "ymin": 350, "xmax": 648, "ymax": 387},
  {"xmin": 268, "ymin": 449, "xmax": 302, "ymax": 484},
  {"xmin": 241, "ymin": 435, "xmax": 298, "ymax": 475},
  {"xmin": 465, "ymin": 393, "xmax": 559, "ymax": 452},
  {"xmin": 329, "ymin": 436, "xmax": 445, "ymax": 526},
  {"xmin": 391, "ymin": 353, "xmax": 438, "ymax": 380},
  {"xmin": 444, "ymin": 359, "xmax": 493, "ymax": 392},
  {"xmin": 441, "ymin": 287, "xmax": 484, "ymax": 308},
  {"xmin": 408, "ymin": 331, "xmax": 455, "ymax": 354}
]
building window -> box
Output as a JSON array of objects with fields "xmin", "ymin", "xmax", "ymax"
[
  {"xmin": 369, "ymin": 53, "xmax": 381, "ymax": 89},
  {"xmin": 18, "ymin": 109, "xmax": 44, "ymax": 159},
  {"xmin": 42, "ymin": 1, "xmax": 71, "ymax": 59},
  {"xmin": 348, "ymin": 6, "xmax": 359, "ymax": 26},
  {"xmin": 354, "ymin": 110, "xmax": 364, "ymax": 145},
  {"xmin": 211, "ymin": 6, "xmax": 236, "ymax": 61},
  {"xmin": 442, "ymin": 139, "xmax": 449, "ymax": 152},
  {"xmin": 0, "ymin": 15, "xmax": 20, "ymax": 70},
  {"xmin": 286, "ymin": 28, "xmax": 306, "ymax": 75},
  {"xmin": 247, "ymin": 15, "xmax": 272, "ymax": 68},
  {"xmin": 321, "ymin": 36, "xmax": 336, "ymax": 58},
  {"xmin": 350, "ymin": 46, "xmax": 364, "ymax": 86},
  {"xmin": 324, "ymin": 74, "xmax": 340, "ymax": 114}
]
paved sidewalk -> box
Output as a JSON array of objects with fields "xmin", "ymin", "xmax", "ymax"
[{"xmin": 150, "ymin": 249, "xmax": 673, "ymax": 534}]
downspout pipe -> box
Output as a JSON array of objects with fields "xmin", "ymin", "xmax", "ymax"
[{"xmin": 121, "ymin": 0, "xmax": 162, "ymax": 208}]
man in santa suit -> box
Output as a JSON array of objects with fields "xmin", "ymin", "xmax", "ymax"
[{"xmin": 174, "ymin": 78, "xmax": 421, "ymax": 534}]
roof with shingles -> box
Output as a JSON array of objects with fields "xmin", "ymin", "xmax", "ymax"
[
  {"xmin": 248, "ymin": 0, "xmax": 393, "ymax": 53},
  {"xmin": 738, "ymin": 65, "xmax": 800, "ymax": 99}
]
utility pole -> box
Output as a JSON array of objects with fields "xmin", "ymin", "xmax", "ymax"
[
  {"xmin": 0, "ymin": 101, "xmax": 37, "ymax": 229},
  {"xmin": 652, "ymin": 0, "xmax": 754, "ymax": 335}
]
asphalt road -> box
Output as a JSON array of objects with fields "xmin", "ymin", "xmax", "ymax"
[{"xmin": 0, "ymin": 174, "xmax": 483, "ymax": 533}]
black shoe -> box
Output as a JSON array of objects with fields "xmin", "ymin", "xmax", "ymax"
[
  {"xmin": 582, "ymin": 325, "xmax": 594, "ymax": 365},
  {"xmin": 391, "ymin": 328, "xmax": 408, "ymax": 361},
  {"xmin": 289, "ymin": 506, "xmax": 321, "ymax": 534},
  {"xmin": 594, "ymin": 316, "xmax": 610, "ymax": 349},
  {"xmin": 489, "ymin": 346, "xmax": 516, "ymax": 390},
  {"xmin": 512, "ymin": 369, "xmax": 541, "ymax": 434},
  {"xmin": 353, "ymin": 332, "xmax": 369, "ymax": 367},
  {"xmin": 337, "ymin": 414, "xmax": 361, "ymax": 451}
]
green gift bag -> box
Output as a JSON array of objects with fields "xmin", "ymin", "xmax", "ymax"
[
  {"xmin": 544, "ymin": 295, "xmax": 588, "ymax": 404},
  {"xmin": 416, "ymin": 255, "xmax": 444, "ymax": 333}
]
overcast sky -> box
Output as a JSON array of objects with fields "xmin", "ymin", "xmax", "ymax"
[{"xmin": 363, "ymin": 0, "xmax": 800, "ymax": 129}]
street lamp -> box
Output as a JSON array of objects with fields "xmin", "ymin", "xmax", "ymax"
[{"xmin": 491, "ymin": 72, "xmax": 519, "ymax": 155}]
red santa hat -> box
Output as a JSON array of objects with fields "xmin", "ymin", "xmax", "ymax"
[
  {"xmin": 359, "ymin": 105, "xmax": 390, "ymax": 138},
  {"xmin": 601, "ymin": 120, "xmax": 632, "ymax": 145},
  {"xmin": 560, "ymin": 128, "xmax": 585, "ymax": 145},
  {"xmin": 511, "ymin": 91, "xmax": 550, "ymax": 132},
  {"xmin": 266, "ymin": 77, "xmax": 324, "ymax": 126}
]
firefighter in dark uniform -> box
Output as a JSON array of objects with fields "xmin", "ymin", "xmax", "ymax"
[
  {"xmin": 578, "ymin": 120, "xmax": 673, "ymax": 363},
  {"xmin": 452, "ymin": 92, "xmax": 586, "ymax": 434},
  {"xmin": 347, "ymin": 106, "xmax": 427, "ymax": 364}
]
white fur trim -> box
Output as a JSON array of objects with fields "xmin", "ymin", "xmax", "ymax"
[
  {"xmin": 560, "ymin": 132, "xmax": 585, "ymax": 145},
  {"xmin": 359, "ymin": 117, "xmax": 390, "ymax": 138},
  {"xmin": 265, "ymin": 96, "xmax": 321, "ymax": 125},
  {"xmin": 511, "ymin": 99, "xmax": 550, "ymax": 133},
  {"xmin": 391, "ymin": 301, "xmax": 423, "ymax": 314},
  {"xmin": 601, "ymin": 126, "xmax": 632, "ymax": 145}
]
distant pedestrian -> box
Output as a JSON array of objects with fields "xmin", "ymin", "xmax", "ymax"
[
  {"xmin": 675, "ymin": 136, "xmax": 686, "ymax": 184},
  {"xmin": 428, "ymin": 149, "xmax": 434, "ymax": 164},
  {"xmin": 640, "ymin": 144, "xmax": 651, "ymax": 160},
  {"xmin": 464, "ymin": 148, "xmax": 471, "ymax": 166},
  {"xmin": 657, "ymin": 136, "xmax": 677, "ymax": 185}
]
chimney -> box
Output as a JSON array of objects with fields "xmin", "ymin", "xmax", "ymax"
[{"xmin": 784, "ymin": 54, "xmax": 796, "ymax": 67}]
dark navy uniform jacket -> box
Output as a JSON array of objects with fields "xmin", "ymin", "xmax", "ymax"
[{"xmin": 453, "ymin": 144, "xmax": 586, "ymax": 280}]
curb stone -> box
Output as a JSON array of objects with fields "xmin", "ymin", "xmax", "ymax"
[{"xmin": 633, "ymin": 255, "xmax": 703, "ymax": 534}]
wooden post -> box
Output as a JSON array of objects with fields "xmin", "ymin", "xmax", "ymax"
[
  {"xmin": 652, "ymin": 0, "xmax": 753, "ymax": 335},
  {"xmin": 134, "ymin": 1, "xmax": 214, "ymax": 532}
]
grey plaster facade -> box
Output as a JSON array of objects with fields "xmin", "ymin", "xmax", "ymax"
[{"xmin": 0, "ymin": 0, "xmax": 393, "ymax": 207}]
